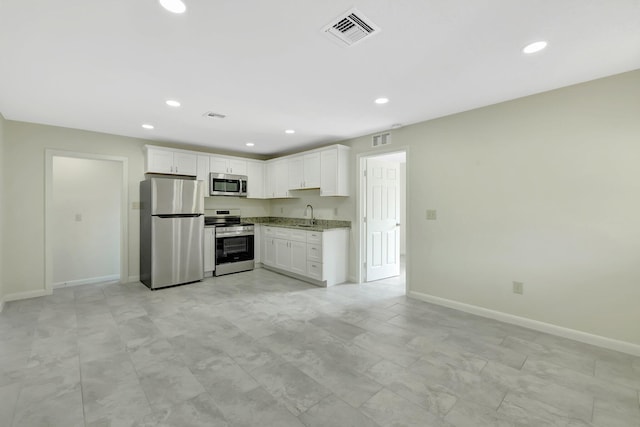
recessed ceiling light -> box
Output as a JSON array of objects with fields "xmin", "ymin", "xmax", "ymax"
[
  {"xmin": 165, "ymin": 99, "xmax": 181, "ymax": 107},
  {"xmin": 285, "ymin": 129, "xmax": 295, "ymax": 134},
  {"xmin": 246, "ymin": 142, "xmax": 255, "ymax": 147},
  {"xmin": 142, "ymin": 124, "xmax": 154, "ymax": 130},
  {"xmin": 523, "ymin": 41, "xmax": 548, "ymax": 54},
  {"xmin": 159, "ymin": 0, "xmax": 186, "ymax": 14},
  {"xmin": 374, "ymin": 97, "xmax": 389, "ymax": 104}
]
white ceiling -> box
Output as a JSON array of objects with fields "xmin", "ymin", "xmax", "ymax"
[{"xmin": 1, "ymin": 1, "xmax": 639, "ymax": 156}]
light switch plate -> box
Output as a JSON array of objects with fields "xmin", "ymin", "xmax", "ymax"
[{"xmin": 426, "ymin": 209, "xmax": 437, "ymax": 220}]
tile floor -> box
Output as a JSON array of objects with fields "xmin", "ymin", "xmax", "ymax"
[{"xmin": 1, "ymin": 267, "xmax": 639, "ymax": 427}]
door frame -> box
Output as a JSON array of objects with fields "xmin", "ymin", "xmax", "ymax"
[
  {"xmin": 356, "ymin": 146, "xmax": 410, "ymax": 290},
  {"xmin": 44, "ymin": 150, "xmax": 129, "ymax": 292}
]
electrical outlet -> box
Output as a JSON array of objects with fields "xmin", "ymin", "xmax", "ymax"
[
  {"xmin": 75, "ymin": 213, "xmax": 82, "ymax": 222},
  {"xmin": 426, "ymin": 209, "xmax": 437, "ymax": 220},
  {"xmin": 512, "ymin": 281, "xmax": 524, "ymax": 295},
  {"xmin": 280, "ymin": 207, "xmax": 283, "ymax": 214},
  {"xmin": 334, "ymin": 207, "xmax": 338, "ymax": 216}
]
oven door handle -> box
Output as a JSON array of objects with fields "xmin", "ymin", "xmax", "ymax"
[{"xmin": 215, "ymin": 231, "xmax": 255, "ymax": 238}]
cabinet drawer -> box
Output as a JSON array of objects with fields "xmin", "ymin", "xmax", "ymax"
[
  {"xmin": 264, "ymin": 226, "xmax": 276, "ymax": 237},
  {"xmin": 307, "ymin": 231, "xmax": 322, "ymax": 244},
  {"xmin": 274, "ymin": 228, "xmax": 291, "ymax": 239},
  {"xmin": 307, "ymin": 243, "xmax": 322, "ymax": 263},
  {"xmin": 307, "ymin": 261, "xmax": 322, "ymax": 280},
  {"xmin": 289, "ymin": 229, "xmax": 307, "ymax": 243}
]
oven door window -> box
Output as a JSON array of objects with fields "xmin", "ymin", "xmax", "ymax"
[{"xmin": 216, "ymin": 235, "xmax": 254, "ymax": 264}]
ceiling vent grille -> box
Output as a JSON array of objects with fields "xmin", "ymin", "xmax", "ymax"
[
  {"xmin": 372, "ymin": 132, "xmax": 391, "ymax": 147},
  {"xmin": 323, "ymin": 8, "xmax": 380, "ymax": 47},
  {"xmin": 203, "ymin": 112, "xmax": 226, "ymax": 119}
]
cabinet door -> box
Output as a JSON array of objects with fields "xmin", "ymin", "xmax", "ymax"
[
  {"xmin": 173, "ymin": 152, "xmax": 197, "ymax": 176},
  {"xmin": 210, "ymin": 157, "xmax": 229, "ymax": 174},
  {"xmin": 290, "ymin": 240, "xmax": 307, "ymax": 275},
  {"xmin": 246, "ymin": 161, "xmax": 265, "ymax": 199},
  {"xmin": 288, "ymin": 156, "xmax": 304, "ymax": 189},
  {"xmin": 228, "ymin": 159, "xmax": 247, "ymax": 175},
  {"xmin": 263, "ymin": 237, "xmax": 275, "ymax": 266},
  {"xmin": 303, "ymin": 152, "xmax": 321, "ymax": 188},
  {"xmin": 274, "ymin": 160, "xmax": 290, "ymax": 198},
  {"xmin": 147, "ymin": 149, "xmax": 175, "ymax": 174},
  {"xmin": 320, "ymin": 148, "xmax": 338, "ymax": 196},
  {"xmin": 253, "ymin": 225, "xmax": 262, "ymax": 264},
  {"xmin": 204, "ymin": 228, "xmax": 215, "ymax": 273},
  {"xmin": 196, "ymin": 155, "xmax": 211, "ymax": 184},
  {"xmin": 265, "ymin": 162, "xmax": 276, "ymax": 198},
  {"xmin": 274, "ymin": 238, "xmax": 291, "ymax": 270}
]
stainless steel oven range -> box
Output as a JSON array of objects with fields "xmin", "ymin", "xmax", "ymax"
[{"xmin": 205, "ymin": 209, "xmax": 254, "ymax": 276}]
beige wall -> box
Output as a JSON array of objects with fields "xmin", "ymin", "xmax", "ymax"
[
  {"xmin": 2, "ymin": 123, "xmax": 147, "ymax": 297},
  {"xmin": 0, "ymin": 113, "xmax": 5, "ymax": 304},
  {"xmin": 343, "ymin": 70, "xmax": 640, "ymax": 345}
]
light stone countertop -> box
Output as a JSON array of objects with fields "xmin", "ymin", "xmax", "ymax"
[{"xmin": 243, "ymin": 217, "xmax": 351, "ymax": 232}]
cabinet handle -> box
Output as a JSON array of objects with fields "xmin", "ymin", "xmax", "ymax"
[{"xmin": 175, "ymin": 166, "xmax": 178, "ymax": 173}]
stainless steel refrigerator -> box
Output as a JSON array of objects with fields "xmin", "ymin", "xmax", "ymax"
[{"xmin": 140, "ymin": 177, "xmax": 204, "ymax": 289}]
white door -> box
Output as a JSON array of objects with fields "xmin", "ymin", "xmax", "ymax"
[{"xmin": 366, "ymin": 158, "xmax": 400, "ymax": 281}]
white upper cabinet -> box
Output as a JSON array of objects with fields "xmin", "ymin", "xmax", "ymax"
[
  {"xmin": 145, "ymin": 144, "xmax": 349, "ymax": 197},
  {"xmin": 210, "ymin": 156, "xmax": 247, "ymax": 175},
  {"xmin": 320, "ymin": 145, "xmax": 350, "ymax": 196},
  {"xmin": 145, "ymin": 146, "xmax": 197, "ymax": 176},
  {"xmin": 246, "ymin": 160, "xmax": 265, "ymax": 199},
  {"xmin": 196, "ymin": 155, "xmax": 210, "ymax": 183},
  {"xmin": 288, "ymin": 152, "xmax": 320, "ymax": 190},
  {"xmin": 265, "ymin": 159, "xmax": 291, "ymax": 198}
]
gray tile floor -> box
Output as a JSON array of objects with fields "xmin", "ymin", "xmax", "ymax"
[{"xmin": 1, "ymin": 267, "xmax": 639, "ymax": 427}]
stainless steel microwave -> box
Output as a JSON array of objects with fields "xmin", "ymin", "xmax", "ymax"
[{"xmin": 209, "ymin": 173, "xmax": 247, "ymax": 197}]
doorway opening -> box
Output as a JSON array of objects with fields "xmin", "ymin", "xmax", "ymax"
[
  {"xmin": 357, "ymin": 149, "xmax": 407, "ymax": 292},
  {"xmin": 45, "ymin": 151, "xmax": 128, "ymax": 292}
]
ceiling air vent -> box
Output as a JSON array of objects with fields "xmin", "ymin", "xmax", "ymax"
[
  {"xmin": 323, "ymin": 8, "xmax": 380, "ymax": 47},
  {"xmin": 203, "ymin": 112, "xmax": 226, "ymax": 119},
  {"xmin": 372, "ymin": 132, "xmax": 391, "ymax": 147}
]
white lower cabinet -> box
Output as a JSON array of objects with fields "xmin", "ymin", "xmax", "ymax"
[
  {"xmin": 290, "ymin": 241, "xmax": 307, "ymax": 275},
  {"xmin": 274, "ymin": 238, "xmax": 291, "ymax": 270},
  {"xmin": 261, "ymin": 225, "xmax": 348, "ymax": 286},
  {"xmin": 253, "ymin": 224, "xmax": 262, "ymax": 265},
  {"xmin": 204, "ymin": 227, "xmax": 216, "ymax": 275}
]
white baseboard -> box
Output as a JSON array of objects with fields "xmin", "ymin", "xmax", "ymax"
[
  {"xmin": 53, "ymin": 274, "xmax": 120, "ymax": 289},
  {"xmin": 408, "ymin": 291, "xmax": 640, "ymax": 357},
  {"xmin": 127, "ymin": 275, "xmax": 140, "ymax": 284},
  {"xmin": 4, "ymin": 289, "xmax": 52, "ymax": 302}
]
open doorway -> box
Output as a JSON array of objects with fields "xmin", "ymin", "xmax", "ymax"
[
  {"xmin": 45, "ymin": 151, "xmax": 128, "ymax": 291},
  {"xmin": 357, "ymin": 149, "xmax": 407, "ymax": 290}
]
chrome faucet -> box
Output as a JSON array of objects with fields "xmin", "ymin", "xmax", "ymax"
[{"xmin": 304, "ymin": 204, "xmax": 315, "ymax": 225}]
